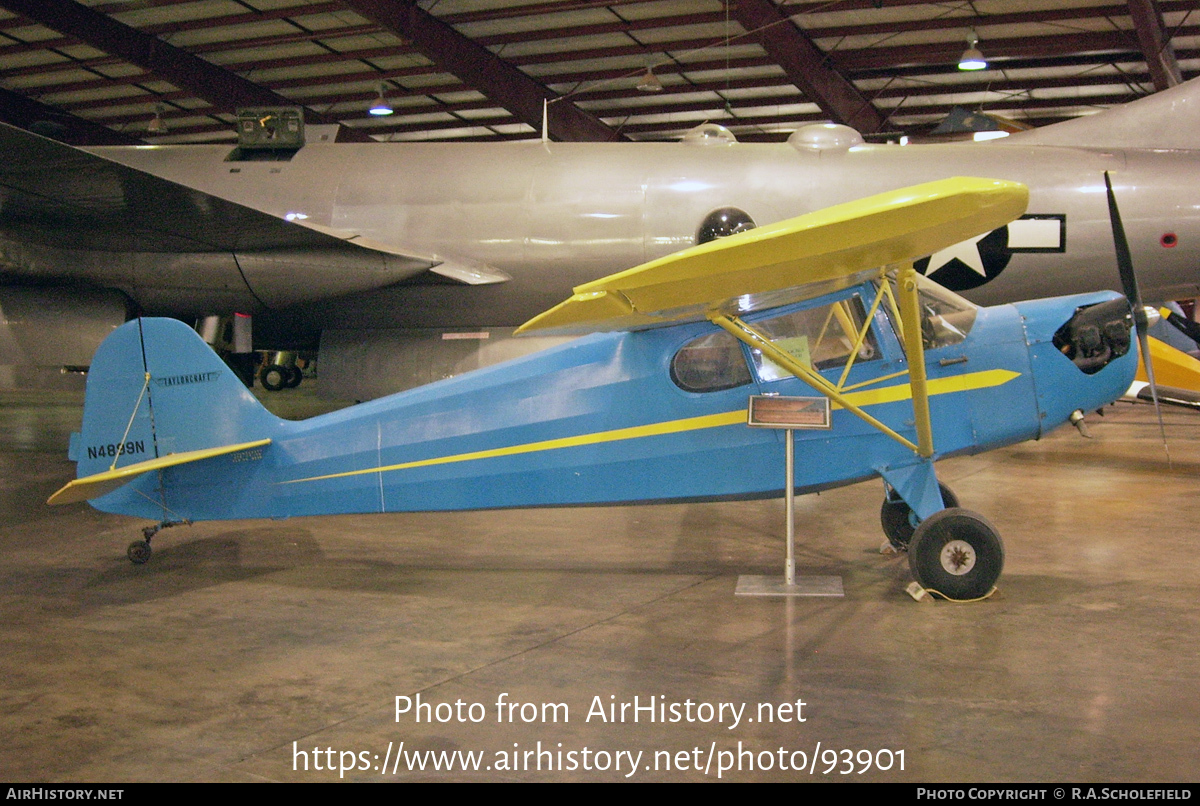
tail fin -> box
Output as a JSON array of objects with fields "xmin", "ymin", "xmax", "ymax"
[
  {"xmin": 62, "ymin": 318, "xmax": 280, "ymax": 499},
  {"xmin": 1006, "ymin": 76, "xmax": 1200, "ymax": 150}
]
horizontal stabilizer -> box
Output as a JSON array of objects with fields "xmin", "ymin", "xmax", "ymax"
[
  {"xmin": 517, "ymin": 177, "xmax": 1027, "ymax": 334},
  {"xmin": 47, "ymin": 438, "xmax": 270, "ymax": 506},
  {"xmin": 1136, "ymin": 335, "xmax": 1200, "ymax": 394},
  {"xmin": 1128, "ymin": 382, "xmax": 1200, "ymax": 411}
]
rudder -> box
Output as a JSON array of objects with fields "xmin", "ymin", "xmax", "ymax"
[{"xmin": 73, "ymin": 318, "xmax": 279, "ymax": 479}]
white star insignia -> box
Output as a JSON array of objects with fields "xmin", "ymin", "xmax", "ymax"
[{"xmin": 924, "ymin": 232, "xmax": 989, "ymax": 277}]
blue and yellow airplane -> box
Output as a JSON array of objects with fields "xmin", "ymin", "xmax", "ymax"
[{"xmin": 47, "ymin": 178, "xmax": 1137, "ymax": 600}]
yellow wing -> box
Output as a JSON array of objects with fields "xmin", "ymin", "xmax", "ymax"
[
  {"xmin": 47, "ymin": 439, "xmax": 271, "ymax": 505},
  {"xmin": 517, "ymin": 177, "xmax": 1028, "ymax": 334}
]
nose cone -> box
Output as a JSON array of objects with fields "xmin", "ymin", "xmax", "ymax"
[{"xmin": 1015, "ymin": 291, "xmax": 1138, "ymax": 435}]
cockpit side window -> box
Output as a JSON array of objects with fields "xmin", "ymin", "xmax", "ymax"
[
  {"xmin": 914, "ymin": 279, "xmax": 978, "ymax": 350},
  {"xmin": 749, "ymin": 295, "xmax": 880, "ymax": 383},
  {"xmin": 670, "ymin": 330, "xmax": 752, "ymax": 393},
  {"xmin": 876, "ymin": 274, "xmax": 979, "ymax": 352}
]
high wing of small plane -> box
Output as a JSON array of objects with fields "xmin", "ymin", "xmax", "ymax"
[{"xmin": 48, "ymin": 178, "xmax": 1138, "ymax": 601}]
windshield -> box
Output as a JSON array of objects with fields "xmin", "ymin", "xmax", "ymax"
[{"xmin": 748, "ymin": 295, "xmax": 880, "ymax": 382}]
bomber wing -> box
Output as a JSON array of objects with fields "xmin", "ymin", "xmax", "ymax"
[{"xmin": 0, "ymin": 121, "xmax": 438, "ymax": 267}]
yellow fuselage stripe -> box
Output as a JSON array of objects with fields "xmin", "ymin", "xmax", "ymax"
[
  {"xmin": 281, "ymin": 369, "xmax": 1019, "ymax": 485},
  {"xmin": 836, "ymin": 368, "xmax": 1017, "ymax": 409}
]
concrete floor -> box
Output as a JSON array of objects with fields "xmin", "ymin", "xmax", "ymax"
[{"xmin": 2, "ymin": 386, "xmax": 1198, "ymax": 782}]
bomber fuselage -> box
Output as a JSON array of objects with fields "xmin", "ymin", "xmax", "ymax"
[{"xmin": 88, "ymin": 133, "xmax": 1200, "ymax": 329}]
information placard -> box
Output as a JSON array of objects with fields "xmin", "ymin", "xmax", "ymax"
[{"xmin": 747, "ymin": 395, "xmax": 831, "ymax": 429}]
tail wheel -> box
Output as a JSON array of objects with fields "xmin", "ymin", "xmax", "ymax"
[
  {"xmin": 908, "ymin": 508, "xmax": 1003, "ymax": 599},
  {"xmin": 880, "ymin": 482, "xmax": 959, "ymax": 549},
  {"xmin": 259, "ymin": 364, "xmax": 288, "ymax": 391},
  {"xmin": 127, "ymin": 540, "xmax": 152, "ymax": 564}
]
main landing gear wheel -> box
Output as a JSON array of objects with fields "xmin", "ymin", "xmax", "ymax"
[
  {"xmin": 285, "ymin": 365, "xmax": 303, "ymax": 388},
  {"xmin": 127, "ymin": 540, "xmax": 152, "ymax": 564},
  {"xmin": 908, "ymin": 508, "xmax": 1004, "ymax": 600},
  {"xmin": 259, "ymin": 364, "xmax": 289, "ymax": 391},
  {"xmin": 880, "ymin": 483, "xmax": 959, "ymax": 550}
]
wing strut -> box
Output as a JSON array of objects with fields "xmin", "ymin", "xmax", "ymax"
[
  {"xmin": 110, "ymin": 371, "xmax": 152, "ymax": 471},
  {"xmin": 895, "ymin": 264, "xmax": 935, "ymax": 458},
  {"xmin": 708, "ymin": 262, "xmax": 936, "ymax": 459}
]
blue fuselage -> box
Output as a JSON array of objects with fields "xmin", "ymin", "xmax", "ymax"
[{"xmin": 83, "ymin": 284, "xmax": 1135, "ymax": 523}]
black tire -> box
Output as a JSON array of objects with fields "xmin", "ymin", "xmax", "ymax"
[
  {"xmin": 285, "ymin": 365, "xmax": 303, "ymax": 388},
  {"xmin": 260, "ymin": 364, "xmax": 288, "ymax": 391},
  {"xmin": 880, "ymin": 482, "xmax": 959, "ymax": 549},
  {"xmin": 908, "ymin": 508, "xmax": 1003, "ymax": 600},
  {"xmin": 127, "ymin": 540, "xmax": 152, "ymax": 565}
]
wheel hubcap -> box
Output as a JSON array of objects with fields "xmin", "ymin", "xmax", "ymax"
[{"xmin": 940, "ymin": 539, "xmax": 976, "ymax": 575}]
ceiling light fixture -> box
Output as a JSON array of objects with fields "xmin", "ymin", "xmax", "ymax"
[
  {"xmin": 147, "ymin": 103, "xmax": 167, "ymax": 135},
  {"xmin": 369, "ymin": 83, "xmax": 394, "ymax": 116},
  {"xmin": 637, "ymin": 67, "xmax": 663, "ymax": 93},
  {"xmin": 958, "ymin": 31, "xmax": 987, "ymax": 71}
]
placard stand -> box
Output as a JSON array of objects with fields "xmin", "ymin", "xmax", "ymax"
[{"xmin": 736, "ymin": 397, "xmax": 844, "ymax": 598}]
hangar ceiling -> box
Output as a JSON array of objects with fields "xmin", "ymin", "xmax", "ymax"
[{"xmin": 0, "ymin": 0, "xmax": 1195, "ymax": 146}]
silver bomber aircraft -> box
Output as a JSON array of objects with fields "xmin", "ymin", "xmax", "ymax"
[{"xmin": 2, "ymin": 77, "xmax": 1200, "ymax": 399}]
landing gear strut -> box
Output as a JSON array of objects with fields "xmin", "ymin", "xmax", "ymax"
[
  {"xmin": 880, "ymin": 482, "xmax": 959, "ymax": 550},
  {"xmin": 126, "ymin": 519, "xmax": 191, "ymax": 564}
]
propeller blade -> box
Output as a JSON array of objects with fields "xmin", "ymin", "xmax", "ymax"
[
  {"xmin": 1105, "ymin": 171, "xmax": 1141, "ymax": 311},
  {"xmin": 1105, "ymin": 171, "xmax": 1170, "ymax": 464},
  {"xmin": 1136, "ymin": 329, "xmax": 1171, "ymax": 464}
]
